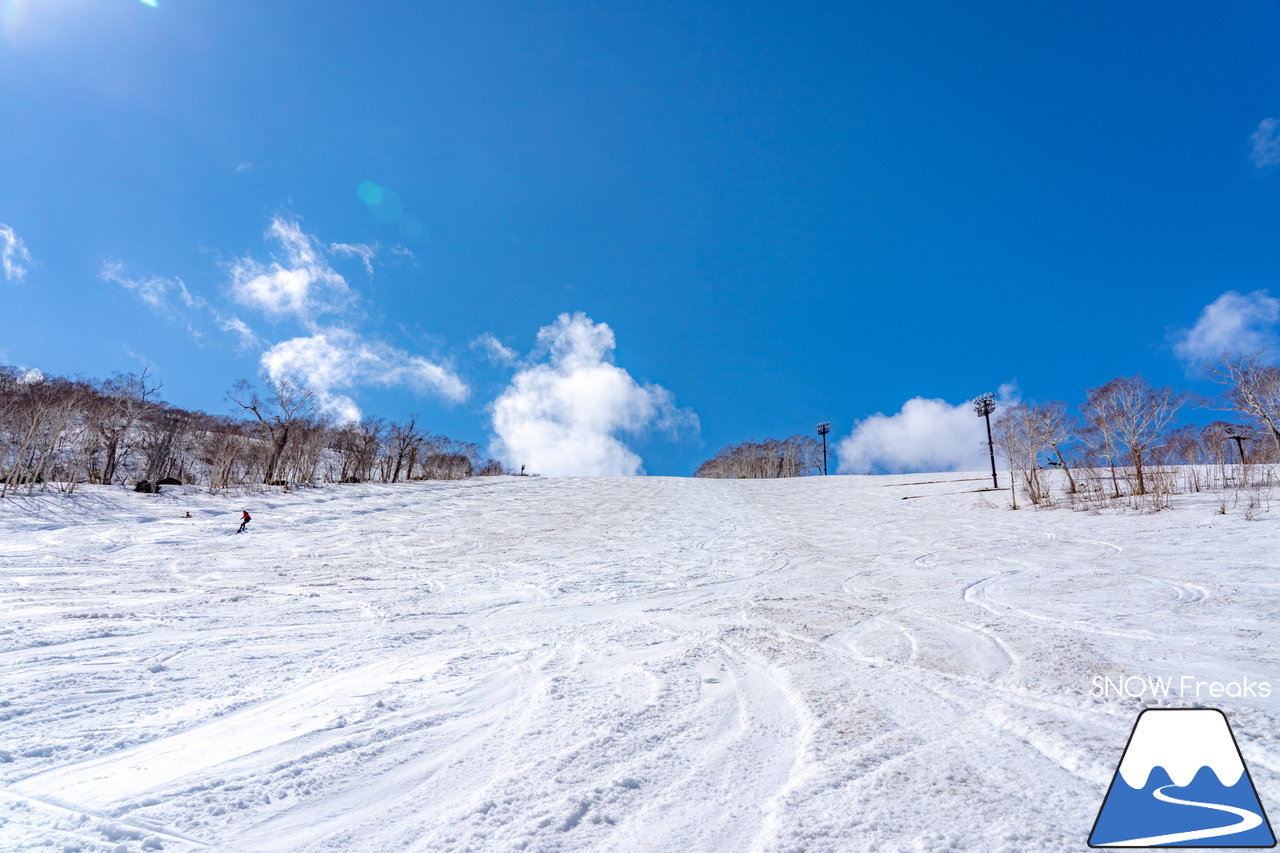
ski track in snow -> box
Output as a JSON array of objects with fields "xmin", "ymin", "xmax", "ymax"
[{"xmin": 0, "ymin": 474, "xmax": 1276, "ymax": 852}]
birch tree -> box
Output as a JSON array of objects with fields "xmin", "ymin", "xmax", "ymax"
[
  {"xmin": 1031, "ymin": 401, "xmax": 1077, "ymax": 493},
  {"xmin": 89, "ymin": 370, "xmax": 159, "ymax": 485},
  {"xmin": 1080, "ymin": 376, "xmax": 1188, "ymax": 496},
  {"xmin": 994, "ymin": 404, "xmax": 1047, "ymax": 505},
  {"xmin": 1207, "ymin": 352, "xmax": 1280, "ymax": 456},
  {"xmin": 228, "ymin": 377, "xmax": 317, "ymax": 485}
]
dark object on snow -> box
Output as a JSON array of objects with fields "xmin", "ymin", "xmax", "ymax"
[
  {"xmin": 236, "ymin": 510, "xmax": 251, "ymax": 534},
  {"xmin": 158, "ymin": 477, "xmax": 183, "ymax": 486},
  {"xmin": 134, "ymin": 480, "xmax": 156, "ymax": 493}
]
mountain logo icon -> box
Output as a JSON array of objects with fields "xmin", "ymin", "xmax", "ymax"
[{"xmin": 1090, "ymin": 708, "xmax": 1276, "ymax": 847}]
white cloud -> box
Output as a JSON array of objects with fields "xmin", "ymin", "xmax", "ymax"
[
  {"xmin": 836, "ymin": 385, "xmax": 1018, "ymax": 475},
  {"xmin": 215, "ymin": 313, "xmax": 265, "ymax": 351},
  {"xmin": 488, "ymin": 312, "xmax": 698, "ymax": 477},
  {"xmin": 472, "ymin": 333, "xmax": 520, "ymax": 366},
  {"xmin": 1, "ymin": 224, "xmax": 33, "ymax": 282},
  {"xmin": 1251, "ymin": 119, "xmax": 1280, "ymax": 171},
  {"xmin": 260, "ymin": 327, "xmax": 469, "ymax": 422},
  {"xmin": 100, "ymin": 261, "xmax": 205, "ymax": 312},
  {"xmin": 94, "ymin": 217, "xmax": 464, "ymax": 416},
  {"xmin": 230, "ymin": 217, "xmax": 351, "ymax": 323},
  {"xmin": 1172, "ymin": 290, "xmax": 1280, "ymax": 370},
  {"xmin": 330, "ymin": 241, "xmax": 378, "ymax": 274},
  {"xmin": 100, "ymin": 262, "xmax": 208, "ymax": 344},
  {"xmin": 227, "ymin": 218, "xmax": 467, "ymax": 418}
]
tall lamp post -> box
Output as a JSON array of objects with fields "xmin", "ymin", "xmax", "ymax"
[
  {"xmin": 816, "ymin": 422, "xmax": 831, "ymax": 476},
  {"xmin": 973, "ymin": 393, "xmax": 998, "ymax": 489}
]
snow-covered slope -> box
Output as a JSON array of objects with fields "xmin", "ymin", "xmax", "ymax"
[{"xmin": 0, "ymin": 474, "xmax": 1275, "ymax": 852}]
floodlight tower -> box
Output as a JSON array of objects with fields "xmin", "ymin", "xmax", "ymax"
[
  {"xmin": 816, "ymin": 422, "xmax": 831, "ymax": 476},
  {"xmin": 973, "ymin": 393, "xmax": 998, "ymax": 489}
]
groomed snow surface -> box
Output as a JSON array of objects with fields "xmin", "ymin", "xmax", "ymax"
[{"xmin": 0, "ymin": 473, "xmax": 1275, "ymax": 853}]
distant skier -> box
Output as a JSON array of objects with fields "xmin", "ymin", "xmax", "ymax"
[{"xmin": 237, "ymin": 510, "xmax": 251, "ymax": 534}]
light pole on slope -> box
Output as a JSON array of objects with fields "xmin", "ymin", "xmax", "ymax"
[
  {"xmin": 973, "ymin": 393, "xmax": 998, "ymax": 489},
  {"xmin": 816, "ymin": 422, "xmax": 831, "ymax": 476}
]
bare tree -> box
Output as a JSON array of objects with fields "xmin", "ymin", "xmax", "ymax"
[
  {"xmin": 386, "ymin": 416, "xmax": 423, "ymax": 483},
  {"xmin": 694, "ymin": 435, "xmax": 823, "ymax": 479},
  {"xmin": 197, "ymin": 414, "xmax": 253, "ymax": 491},
  {"xmin": 1, "ymin": 372, "xmax": 75, "ymax": 497},
  {"xmin": 413, "ymin": 433, "xmax": 485, "ymax": 480},
  {"xmin": 1031, "ymin": 401, "xmax": 1077, "ymax": 494},
  {"xmin": 1080, "ymin": 376, "xmax": 1188, "ymax": 496},
  {"xmin": 228, "ymin": 377, "xmax": 317, "ymax": 485},
  {"xmin": 137, "ymin": 407, "xmax": 192, "ymax": 485},
  {"xmin": 0, "ymin": 362, "xmax": 515, "ymax": 493},
  {"xmin": 994, "ymin": 404, "xmax": 1046, "ymax": 505},
  {"xmin": 89, "ymin": 369, "xmax": 159, "ymax": 485},
  {"xmin": 1207, "ymin": 352, "xmax": 1280, "ymax": 456},
  {"xmin": 280, "ymin": 415, "xmax": 330, "ymax": 485}
]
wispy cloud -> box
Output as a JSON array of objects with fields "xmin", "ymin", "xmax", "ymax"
[
  {"xmin": 100, "ymin": 261, "xmax": 209, "ymax": 343},
  {"xmin": 0, "ymin": 224, "xmax": 33, "ymax": 283},
  {"xmin": 836, "ymin": 385, "xmax": 1019, "ymax": 475},
  {"xmin": 471, "ymin": 333, "xmax": 520, "ymax": 367},
  {"xmin": 100, "ymin": 261, "xmax": 205, "ymax": 312},
  {"xmin": 329, "ymin": 241, "xmax": 378, "ymax": 275},
  {"xmin": 232, "ymin": 218, "xmax": 468, "ymax": 420},
  {"xmin": 214, "ymin": 313, "xmax": 265, "ymax": 351},
  {"xmin": 229, "ymin": 217, "xmax": 352, "ymax": 323},
  {"xmin": 1172, "ymin": 290, "xmax": 1280, "ymax": 370},
  {"xmin": 260, "ymin": 327, "xmax": 469, "ymax": 422},
  {"xmin": 488, "ymin": 313, "xmax": 698, "ymax": 476},
  {"xmin": 100, "ymin": 215, "xmax": 466, "ymax": 420},
  {"xmin": 1251, "ymin": 119, "xmax": 1280, "ymax": 171}
]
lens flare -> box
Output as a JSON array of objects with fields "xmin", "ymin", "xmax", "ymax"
[
  {"xmin": 402, "ymin": 217, "xmax": 427, "ymax": 241},
  {"xmin": 356, "ymin": 181, "xmax": 383, "ymax": 206},
  {"xmin": 369, "ymin": 188, "xmax": 404, "ymax": 223},
  {"xmin": 358, "ymin": 180, "xmax": 409, "ymax": 226},
  {"xmin": 2, "ymin": 0, "xmax": 28, "ymax": 45}
]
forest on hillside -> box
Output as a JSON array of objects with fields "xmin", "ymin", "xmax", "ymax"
[
  {"xmin": 0, "ymin": 367, "xmax": 504, "ymax": 497},
  {"xmin": 695, "ymin": 354, "xmax": 1280, "ymax": 512},
  {"xmin": 5, "ymin": 352, "xmax": 1280, "ymax": 506}
]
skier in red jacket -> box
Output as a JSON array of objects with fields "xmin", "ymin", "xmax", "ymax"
[{"xmin": 237, "ymin": 510, "xmax": 251, "ymax": 534}]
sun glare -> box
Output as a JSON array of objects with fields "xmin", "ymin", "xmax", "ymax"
[{"xmin": 140, "ymin": 0, "xmax": 158, "ymax": 6}]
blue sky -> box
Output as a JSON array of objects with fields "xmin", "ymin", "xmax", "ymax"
[{"xmin": 4, "ymin": 1, "xmax": 1280, "ymax": 475}]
